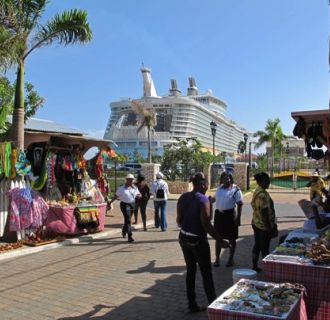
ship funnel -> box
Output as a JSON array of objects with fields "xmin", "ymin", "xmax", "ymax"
[
  {"xmin": 187, "ymin": 77, "xmax": 198, "ymax": 96},
  {"xmin": 168, "ymin": 79, "xmax": 181, "ymax": 96},
  {"xmin": 141, "ymin": 65, "xmax": 158, "ymax": 97}
]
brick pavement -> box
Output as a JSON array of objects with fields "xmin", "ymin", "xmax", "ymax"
[{"xmin": 0, "ymin": 191, "xmax": 309, "ymax": 320}]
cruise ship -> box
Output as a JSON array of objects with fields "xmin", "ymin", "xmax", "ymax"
[{"xmin": 104, "ymin": 66, "xmax": 249, "ymax": 159}]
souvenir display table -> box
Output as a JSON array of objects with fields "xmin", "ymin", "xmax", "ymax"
[
  {"xmin": 45, "ymin": 202, "xmax": 106, "ymax": 235},
  {"xmin": 263, "ymin": 229, "xmax": 330, "ymax": 320},
  {"xmin": 208, "ymin": 279, "xmax": 307, "ymax": 320}
]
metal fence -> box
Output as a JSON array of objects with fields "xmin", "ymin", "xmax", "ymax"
[{"xmin": 265, "ymin": 169, "xmax": 329, "ymax": 191}]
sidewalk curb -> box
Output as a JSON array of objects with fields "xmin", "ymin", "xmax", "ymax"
[{"xmin": 0, "ymin": 221, "xmax": 154, "ymax": 263}]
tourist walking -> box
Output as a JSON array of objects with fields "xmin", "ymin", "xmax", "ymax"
[
  {"xmin": 133, "ymin": 174, "xmax": 150, "ymax": 231},
  {"xmin": 177, "ymin": 172, "xmax": 230, "ymax": 313},
  {"xmin": 251, "ymin": 172, "xmax": 278, "ymax": 272},
  {"xmin": 109, "ymin": 173, "xmax": 141, "ymax": 242},
  {"xmin": 151, "ymin": 172, "xmax": 169, "ymax": 231},
  {"xmin": 212, "ymin": 172, "xmax": 243, "ymax": 267}
]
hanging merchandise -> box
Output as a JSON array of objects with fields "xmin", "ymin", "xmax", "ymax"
[
  {"xmin": 5, "ymin": 142, "xmax": 12, "ymax": 177},
  {"xmin": 307, "ymin": 122, "xmax": 316, "ymax": 147},
  {"xmin": 292, "ymin": 117, "xmax": 306, "ymax": 138},
  {"xmin": 314, "ymin": 122, "xmax": 325, "ymax": 148},
  {"xmin": 10, "ymin": 148, "xmax": 17, "ymax": 178},
  {"xmin": 26, "ymin": 142, "xmax": 47, "ymax": 176},
  {"xmin": 95, "ymin": 152, "xmax": 107, "ymax": 194},
  {"xmin": 15, "ymin": 150, "xmax": 32, "ymax": 177},
  {"xmin": 7, "ymin": 187, "xmax": 49, "ymax": 232},
  {"xmin": 311, "ymin": 149, "xmax": 324, "ymax": 161},
  {"xmin": 31, "ymin": 157, "xmax": 48, "ymax": 191},
  {"xmin": 46, "ymin": 152, "xmax": 62, "ymax": 201},
  {"xmin": 75, "ymin": 148, "xmax": 87, "ymax": 169},
  {"xmin": 0, "ymin": 142, "xmax": 12, "ymax": 178}
]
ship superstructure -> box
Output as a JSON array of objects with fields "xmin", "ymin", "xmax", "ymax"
[{"xmin": 104, "ymin": 66, "xmax": 249, "ymax": 159}]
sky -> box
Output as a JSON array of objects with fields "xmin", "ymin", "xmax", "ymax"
[{"xmin": 8, "ymin": 0, "xmax": 330, "ymax": 144}]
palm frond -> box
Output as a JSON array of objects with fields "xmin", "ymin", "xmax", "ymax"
[
  {"xmin": 130, "ymin": 99, "xmax": 157, "ymax": 130},
  {"xmin": 26, "ymin": 9, "xmax": 92, "ymax": 58}
]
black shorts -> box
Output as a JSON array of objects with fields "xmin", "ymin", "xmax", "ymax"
[{"xmin": 214, "ymin": 209, "xmax": 238, "ymax": 240}]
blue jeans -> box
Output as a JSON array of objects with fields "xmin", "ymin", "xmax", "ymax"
[{"xmin": 154, "ymin": 200, "xmax": 167, "ymax": 231}]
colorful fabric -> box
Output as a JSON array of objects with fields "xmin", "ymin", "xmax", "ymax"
[
  {"xmin": 0, "ymin": 142, "xmax": 4, "ymax": 174},
  {"xmin": 7, "ymin": 188, "xmax": 49, "ymax": 231},
  {"xmin": 31, "ymin": 159, "xmax": 48, "ymax": 191},
  {"xmin": 46, "ymin": 152, "xmax": 57, "ymax": 188},
  {"xmin": 251, "ymin": 186, "xmax": 275, "ymax": 231},
  {"xmin": 74, "ymin": 206, "xmax": 99, "ymax": 229},
  {"xmin": 8, "ymin": 188, "xmax": 33, "ymax": 231},
  {"xmin": 0, "ymin": 142, "xmax": 12, "ymax": 176},
  {"xmin": 31, "ymin": 192, "xmax": 49, "ymax": 228},
  {"xmin": 45, "ymin": 203, "xmax": 106, "ymax": 234},
  {"xmin": 15, "ymin": 150, "xmax": 32, "ymax": 176},
  {"xmin": 10, "ymin": 148, "xmax": 17, "ymax": 178},
  {"xmin": 4, "ymin": 142, "xmax": 12, "ymax": 178}
]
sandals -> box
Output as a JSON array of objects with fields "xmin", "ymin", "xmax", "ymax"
[{"xmin": 213, "ymin": 261, "xmax": 220, "ymax": 267}]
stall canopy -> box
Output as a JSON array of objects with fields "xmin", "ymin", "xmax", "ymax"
[
  {"xmin": 20, "ymin": 118, "xmax": 114, "ymax": 153},
  {"xmin": 291, "ymin": 107, "xmax": 330, "ymax": 149}
]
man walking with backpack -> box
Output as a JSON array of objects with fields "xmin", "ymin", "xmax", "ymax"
[{"xmin": 151, "ymin": 172, "xmax": 169, "ymax": 231}]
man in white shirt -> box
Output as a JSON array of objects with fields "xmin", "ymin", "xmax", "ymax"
[
  {"xmin": 151, "ymin": 172, "xmax": 169, "ymax": 231},
  {"xmin": 109, "ymin": 174, "xmax": 141, "ymax": 242}
]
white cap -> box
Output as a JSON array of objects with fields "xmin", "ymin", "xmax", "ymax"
[
  {"xmin": 156, "ymin": 172, "xmax": 164, "ymax": 179},
  {"xmin": 125, "ymin": 173, "xmax": 135, "ymax": 179}
]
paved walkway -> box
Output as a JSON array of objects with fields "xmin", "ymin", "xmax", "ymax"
[{"xmin": 0, "ymin": 191, "xmax": 308, "ymax": 320}]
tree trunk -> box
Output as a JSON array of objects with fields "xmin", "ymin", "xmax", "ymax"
[
  {"xmin": 11, "ymin": 62, "xmax": 25, "ymax": 150},
  {"xmin": 147, "ymin": 127, "xmax": 151, "ymax": 163}
]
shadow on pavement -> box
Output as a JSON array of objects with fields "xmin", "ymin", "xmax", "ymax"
[
  {"xmin": 126, "ymin": 259, "xmax": 186, "ymax": 274},
  {"xmin": 57, "ymin": 274, "xmax": 209, "ymax": 320},
  {"xmin": 56, "ymin": 225, "xmax": 296, "ymax": 320}
]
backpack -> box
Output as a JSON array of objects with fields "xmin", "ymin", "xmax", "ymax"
[{"xmin": 156, "ymin": 183, "xmax": 165, "ymax": 199}]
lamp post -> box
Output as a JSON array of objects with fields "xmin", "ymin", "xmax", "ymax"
[
  {"xmin": 210, "ymin": 121, "xmax": 217, "ymax": 156},
  {"xmin": 243, "ymin": 133, "xmax": 248, "ymax": 163},
  {"xmin": 286, "ymin": 142, "xmax": 289, "ymax": 171},
  {"xmin": 248, "ymin": 141, "xmax": 252, "ymax": 168}
]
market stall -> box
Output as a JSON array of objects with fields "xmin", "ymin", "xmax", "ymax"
[
  {"xmin": 291, "ymin": 109, "xmax": 330, "ymax": 170},
  {"xmin": 25, "ymin": 143, "xmax": 115, "ymax": 239},
  {"xmin": 208, "ymin": 279, "xmax": 307, "ymax": 320},
  {"xmin": 0, "ymin": 118, "xmax": 116, "ymax": 245},
  {"xmin": 263, "ymin": 229, "xmax": 330, "ymax": 319}
]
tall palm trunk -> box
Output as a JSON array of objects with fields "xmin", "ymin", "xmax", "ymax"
[
  {"xmin": 147, "ymin": 126, "xmax": 151, "ymax": 163},
  {"xmin": 12, "ymin": 62, "xmax": 25, "ymax": 150},
  {"xmin": 271, "ymin": 138, "xmax": 275, "ymax": 176}
]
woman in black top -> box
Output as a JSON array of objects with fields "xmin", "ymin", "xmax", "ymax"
[{"xmin": 133, "ymin": 175, "xmax": 150, "ymax": 231}]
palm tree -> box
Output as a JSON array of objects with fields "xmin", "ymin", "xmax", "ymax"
[
  {"xmin": 0, "ymin": 3, "xmax": 21, "ymax": 70},
  {"xmin": 254, "ymin": 118, "xmax": 287, "ymax": 174},
  {"xmin": 1, "ymin": 0, "xmax": 92, "ymax": 150},
  {"xmin": 130, "ymin": 100, "xmax": 157, "ymax": 163}
]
